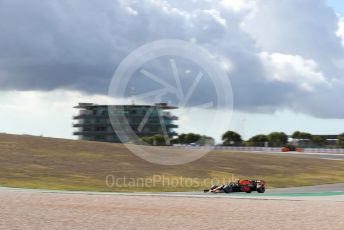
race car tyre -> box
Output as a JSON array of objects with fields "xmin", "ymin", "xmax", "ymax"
[{"xmin": 257, "ymin": 187, "xmax": 266, "ymax": 193}]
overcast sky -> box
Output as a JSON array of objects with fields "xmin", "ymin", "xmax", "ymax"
[{"xmin": 0, "ymin": 0, "xmax": 344, "ymax": 142}]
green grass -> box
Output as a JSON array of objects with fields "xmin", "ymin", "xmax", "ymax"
[{"xmin": 1, "ymin": 133, "xmax": 344, "ymax": 192}]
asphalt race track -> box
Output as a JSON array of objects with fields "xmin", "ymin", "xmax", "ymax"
[
  {"xmin": 1, "ymin": 185, "xmax": 344, "ymax": 229},
  {"xmin": 1, "ymin": 183, "xmax": 344, "ymax": 201}
]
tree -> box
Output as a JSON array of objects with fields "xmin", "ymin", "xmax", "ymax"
[
  {"xmin": 140, "ymin": 135, "xmax": 167, "ymax": 146},
  {"xmin": 267, "ymin": 132, "xmax": 288, "ymax": 147},
  {"xmin": 174, "ymin": 133, "xmax": 202, "ymax": 145},
  {"xmin": 292, "ymin": 131, "xmax": 312, "ymax": 140},
  {"xmin": 292, "ymin": 131, "xmax": 301, "ymax": 139},
  {"xmin": 292, "ymin": 131, "xmax": 313, "ymax": 147},
  {"xmin": 337, "ymin": 133, "xmax": 344, "ymax": 148},
  {"xmin": 222, "ymin": 131, "xmax": 242, "ymax": 146},
  {"xmin": 178, "ymin": 133, "xmax": 187, "ymax": 144},
  {"xmin": 185, "ymin": 133, "xmax": 201, "ymax": 144},
  {"xmin": 247, "ymin": 134, "xmax": 268, "ymax": 147},
  {"xmin": 300, "ymin": 132, "xmax": 312, "ymax": 140},
  {"xmin": 153, "ymin": 134, "xmax": 166, "ymax": 146},
  {"xmin": 140, "ymin": 136, "xmax": 154, "ymax": 145},
  {"xmin": 311, "ymin": 136, "xmax": 326, "ymax": 147}
]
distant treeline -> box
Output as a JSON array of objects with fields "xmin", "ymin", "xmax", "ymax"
[
  {"xmin": 140, "ymin": 131, "xmax": 344, "ymax": 148},
  {"xmin": 221, "ymin": 130, "xmax": 344, "ymax": 148}
]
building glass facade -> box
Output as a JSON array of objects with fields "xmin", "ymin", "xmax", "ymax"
[{"xmin": 73, "ymin": 103, "xmax": 178, "ymax": 143}]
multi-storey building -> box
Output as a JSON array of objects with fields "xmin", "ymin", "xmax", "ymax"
[{"xmin": 73, "ymin": 103, "xmax": 178, "ymax": 143}]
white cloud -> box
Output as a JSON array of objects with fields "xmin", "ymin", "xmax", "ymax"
[
  {"xmin": 337, "ymin": 17, "xmax": 344, "ymax": 46},
  {"xmin": 203, "ymin": 9, "xmax": 227, "ymax": 27},
  {"xmin": 126, "ymin": 6, "xmax": 139, "ymax": 15},
  {"xmin": 260, "ymin": 52, "xmax": 329, "ymax": 91},
  {"xmin": 0, "ymin": 90, "xmax": 119, "ymax": 138},
  {"xmin": 242, "ymin": 0, "xmax": 343, "ymax": 70},
  {"xmin": 220, "ymin": 0, "xmax": 256, "ymax": 12}
]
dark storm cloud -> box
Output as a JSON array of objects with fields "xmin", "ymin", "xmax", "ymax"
[{"xmin": 0, "ymin": 0, "xmax": 344, "ymax": 118}]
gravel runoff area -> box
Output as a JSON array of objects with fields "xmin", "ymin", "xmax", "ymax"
[{"xmin": 1, "ymin": 189, "xmax": 344, "ymax": 230}]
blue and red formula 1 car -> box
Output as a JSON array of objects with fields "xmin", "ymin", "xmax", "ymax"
[{"xmin": 204, "ymin": 180, "xmax": 266, "ymax": 194}]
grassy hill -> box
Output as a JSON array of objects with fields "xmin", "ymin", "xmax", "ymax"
[{"xmin": 1, "ymin": 133, "xmax": 344, "ymax": 192}]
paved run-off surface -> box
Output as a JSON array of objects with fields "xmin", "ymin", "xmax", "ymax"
[{"xmin": 1, "ymin": 189, "xmax": 344, "ymax": 230}]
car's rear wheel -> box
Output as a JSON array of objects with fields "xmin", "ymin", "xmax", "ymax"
[{"xmin": 257, "ymin": 187, "xmax": 266, "ymax": 193}]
